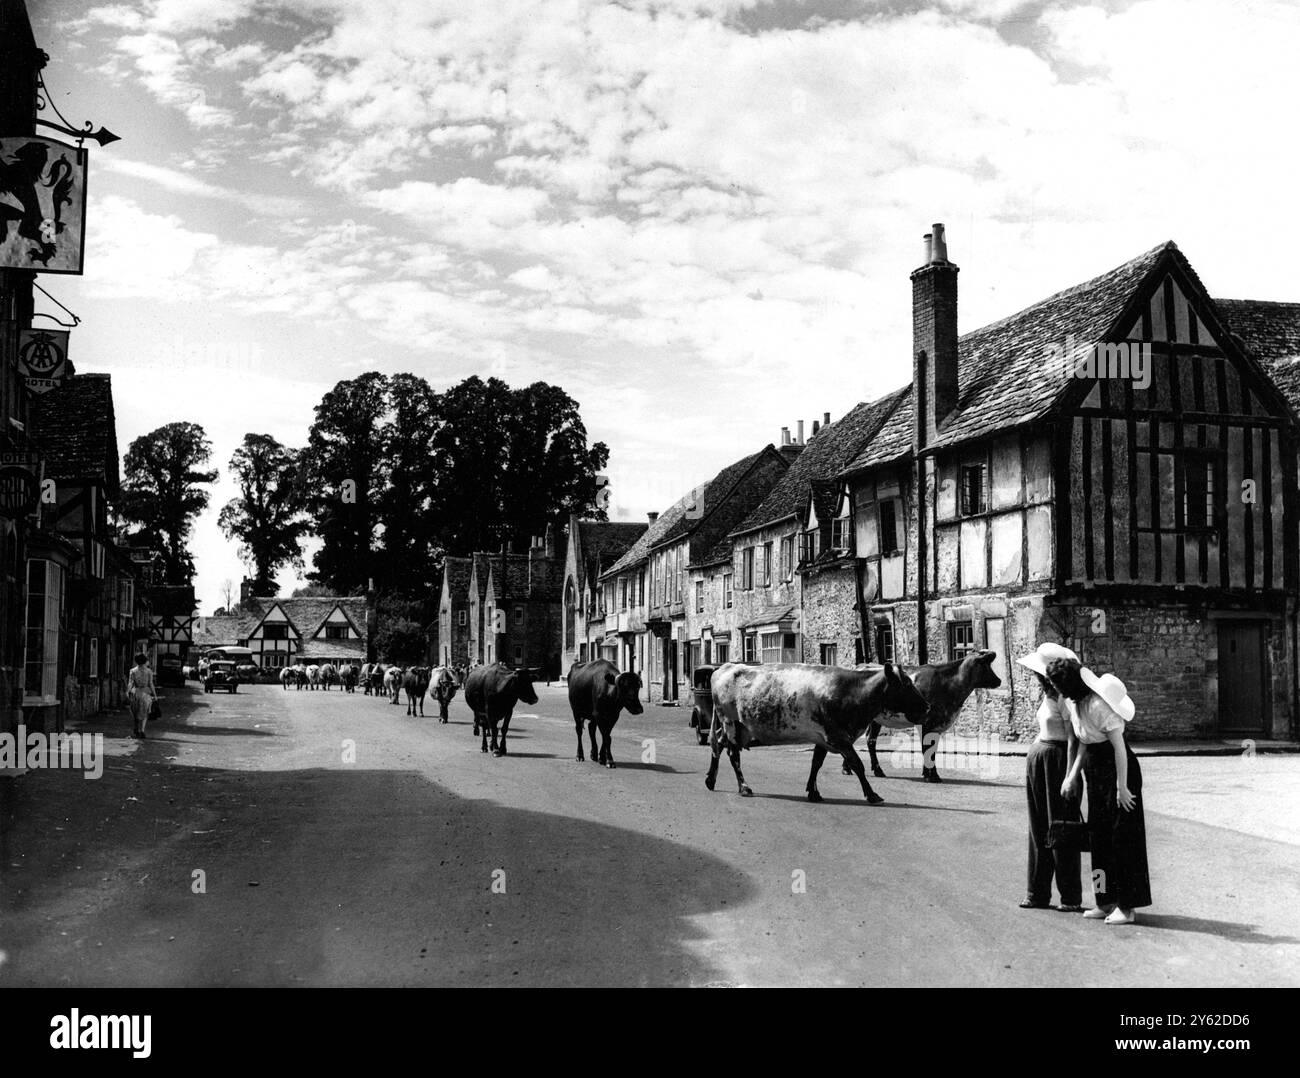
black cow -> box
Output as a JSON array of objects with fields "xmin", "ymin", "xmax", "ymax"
[
  {"xmin": 858, "ymin": 651, "xmax": 1003, "ymax": 782},
  {"xmin": 403, "ymin": 666, "xmax": 431, "ymax": 716},
  {"xmin": 464, "ymin": 663, "xmax": 538, "ymax": 757},
  {"xmin": 567, "ymin": 660, "xmax": 643, "ymax": 767}
]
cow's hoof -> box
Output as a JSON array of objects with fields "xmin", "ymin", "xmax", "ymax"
[
  {"xmin": 807, "ymin": 788, "xmax": 823, "ymax": 803},
  {"xmin": 480, "ymin": 746, "xmax": 488, "ymax": 754},
  {"xmin": 605, "ymin": 760, "xmax": 616, "ymax": 769},
  {"xmin": 923, "ymin": 771, "xmax": 943, "ymax": 784},
  {"xmin": 867, "ymin": 792, "xmax": 885, "ymax": 805},
  {"xmin": 738, "ymin": 785, "xmax": 753, "ymax": 797},
  {"xmin": 705, "ymin": 775, "xmax": 716, "ymax": 791},
  {"xmin": 872, "ymin": 767, "xmax": 886, "ymax": 778}
]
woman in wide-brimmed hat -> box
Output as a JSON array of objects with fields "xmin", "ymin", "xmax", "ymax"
[
  {"xmin": 1047, "ymin": 657, "xmax": 1152, "ymax": 925},
  {"xmin": 1016, "ymin": 643, "xmax": 1085, "ymax": 912}
]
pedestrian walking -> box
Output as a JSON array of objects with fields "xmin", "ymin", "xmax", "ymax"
[
  {"xmin": 1047, "ymin": 658, "xmax": 1152, "ymax": 925},
  {"xmin": 125, "ymin": 652, "xmax": 157, "ymax": 740},
  {"xmin": 1016, "ymin": 642, "xmax": 1084, "ymax": 912}
]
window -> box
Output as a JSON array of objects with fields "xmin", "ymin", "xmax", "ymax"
[
  {"xmin": 1183, "ymin": 452, "xmax": 1215, "ymax": 528},
  {"xmin": 619, "ymin": 577, "xmax": 628, "ymax": 610},
  {"xmin": 879, "ymin": 499, "xmax": 900, "ymax": 556},
  {"xmin": 760, "ymin": 632, "xmax": 782, "ymax": 665},
  {"xmin": 960, "ymin": 463, "xmax": 987, "ymax": 516},
  {"xmin": 458, "ymin": 609, "xmax": 467, "ymax": 627},
  {"xmin": 265, "ymin": 652, "xmax": 286, "ymax": 668},
  {"xmin": 676, "ymin": 548, "xmax": 684, "ymax": 602},
  {"xmin": 694, "ymin": 580, "xmax": 704, "ymax": 614},
  {"xmin": 854, "ymin": 638, "xmax": 865, "ymax": 665},
  {"xmin": 780, "ymin": 535, "xmax": 794, "ymax": 581},
  {"xmin": 762, "ymin": 542, "xmax": 773, "ymax": 587},
  {"xmin": 513, "ymin": 606, "xmax": 524, "ymax": 625},
  {"xmin": 723, "ymin": 573, "xmax": 733, "ymax": 609},
  {"xmin": 514, "ymin": 646, "xmax": 523, "ymax": 664},
  {"xmin": 800, "ymin": 529, "xmax": 819, "ymax": 565},
  {"xmin": 819, "ymin": 643, "xmax": 838, "ymax": 666},
  {"xmin": 324, "ymin": 624, "xmax": 348, "ymax": 640},
  {"xmin": 875, "ymin": 623, "xmax": 895, "ymax": 663},
  {"xmin": 23, "ymin": 559, "xmax": 63, "ymax": 701},
  {"xmin": 742, "ymin": 547, "xmax": 755, "ymax": 590},
  {"xmin": 638, "ymin": 570, "xmax": 645, "ymax": 606},
  {"xmin": 262, "ymin": 622, "xmax": 288, "ymax": 640},
  {"xmin": 948, "ymin": 620, "xmax": 975, "ymax": 660},
  {"xmin": 715, "ymin": 642, "xmax": 730, "ymax": 664},
  {"xmin": 831, "ymin": 515, "xmax": 850, "ymax": 552},
  {"xmin": 743, "ymin": 633, "xmax": 757, "ymax": 664}
]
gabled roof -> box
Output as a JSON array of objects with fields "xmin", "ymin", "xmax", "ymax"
[
  {"xmin": 192, "ymin": 615, "xmax": 250, "ymax": 648},
  {"xmin": 441, "ymin": 556, "xmax": 473, "ymax": 601},
  {"xmin": 844, "ymin": 241, "xmax": 1181, "ymax": 473},
  {"xmin": 575, "ymin": 521, "xmax": 646, "ymax": 590},
  {"xmin": 469, "ymin": 553, "xmax": 492, "ymax": 599},
  {"xmin": 29, "ymin": 373, "xmax": 120, "ymax": 498},
  {"xmin": 734, "ymin": 387, "xmax": 907, "ymax": 537},
  {"xmin": 244, "ymin": 595, "xmax": 367, "ymax": 639},
  {"xmin": 601, "ymin": 448, "xmax": 781, "ymax": 578},
  {"xmin": 1215, "ymin": 298, "xmax": 1300, "ymax": 415}
]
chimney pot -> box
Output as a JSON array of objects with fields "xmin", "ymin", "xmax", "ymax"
[
  {"xmin": 931, "ymin": 222, "xmax": 948, "ymax": 263},
  {"xmin": 780, "ymin": 426, "xmax": 789, "ymax": 445},
  {"xmin": 812, "ymin": 420, "xmax": 820, "ymax": 436},
  {"xmin": 823, "ymin": 411, "xmax": 830, "ymax": 427},
  {"xmin": 796, "ymin": 419, "xmax": 805, "ymax": 444},
  {"xmin": 922, "ymin": 232, "xmax": 933, "ymax": 267},
  {"xmin": 648, "ymin": 511, "xmax": 659, "ymax": 524}
]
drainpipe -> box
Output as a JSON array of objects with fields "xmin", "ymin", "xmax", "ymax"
[
  {"xmin": 914, "ymin": 360, "xmax": 929, "ymax": 666},
  {"xmin": 850, "ymin": 484, "xmax": 876, "ymax": 664}
]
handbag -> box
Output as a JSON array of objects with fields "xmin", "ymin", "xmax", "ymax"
[
  {"xmin": 1046, "ymin": 806, "xmax": 1090, "ymax": 852},
  {"xmin": 149, "ymin": 697, "xmax": 162, "ymax": 721}
]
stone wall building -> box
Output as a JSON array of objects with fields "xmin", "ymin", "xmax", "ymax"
[
  {"xmin": 436, "ymin": 556, "xmax": 473, "ymax": 670},
  {"xmin": 483, "ymin": 528, "xmax": 567, "ymax": 679},
  {"xmin": 561, "ymin": 515, "xmax": 647, "ymax": 673}
]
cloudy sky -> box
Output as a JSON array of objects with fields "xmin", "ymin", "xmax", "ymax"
[{"xmin": 27, "ymin": 0, "xmax": 1300, "ymax": 611}]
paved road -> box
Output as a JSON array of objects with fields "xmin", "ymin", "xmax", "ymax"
[{"xmin": 2, "ymin": 681, "xmax": 1298, "ymax": 986}]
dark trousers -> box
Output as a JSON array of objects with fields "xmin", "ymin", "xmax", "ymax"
[
  {"xmin": 1025, "ymin": 739, "xmax": 1082, "ymax": 906},
  {"xmin": 1083, "ymin": 742, "xmax": 1152, "ymax": 909}
]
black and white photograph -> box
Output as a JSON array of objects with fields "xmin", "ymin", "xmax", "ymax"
[{"xmin": 1, "ymin": 0, "xmax": 1298, "ymax": 1024}]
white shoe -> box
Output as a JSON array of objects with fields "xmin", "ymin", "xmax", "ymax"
[
  {"xmin": 1083, "ymin": 905, "xmax": 1116, "ymax": 919},
  {"xmin": 1104, "ymin": 908, "xmax": 1136, "ymax": 925}
]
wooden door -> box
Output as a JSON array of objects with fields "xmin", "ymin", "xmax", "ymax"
[{"xmin": 1218, "ymin": 622, "xmax": 1267, "ymax": 736}]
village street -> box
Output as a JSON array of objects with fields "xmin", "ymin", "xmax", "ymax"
[{"xmin": 2, "ymin": 684, "xmax": 1298, "ymax": 988}]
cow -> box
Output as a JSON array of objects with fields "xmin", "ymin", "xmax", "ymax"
[
  {"xmin": 384, "ymin": 665, "xmax": 403, "ymax": 703},
  {"xmin": 431, "ymin": 666, "xmax": 458, "ymax": 723},
  {"xmin": 403, "ymin": 666, "xmax": 431, "ymax": 716},
  {"xmin": 360, "ymin": 663, "xmax": 374, "ymax": 695},
  {"xmin": 566, "ymin": 660, "xmax": 643, "ymax": 766},
  {"xmin": 706, "ymin": 662, "xmax": 932, "ymax": 803},
  {"xmin": 857, "ymin": 651, "xmax": 1003, "ymax": 783},
  {"xmin": 341, "ymin": 664, "xmax": 359, "ymax": 693},
  {"xmin": 464, "ymin": 663, "xmax": 538, "ymax": 757},
  {"xmin": 304, "ymin": 664, "xmax": 320, "ymax": 690},
  {"xmin": 279, "ymin": 666, "xmax": 295, "ymax": 691},
  {"xmin": 318, "ymin": 663, "xmax": 339, "ymax": 691},
  {"xmin": 368, "ymin": 663, "xmax": 387, "ymax": 697}
]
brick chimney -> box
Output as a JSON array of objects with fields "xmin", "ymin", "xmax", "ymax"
[
  {"xmin": 912, "ymin": 222, "xmax": 960, "ymax": 445},
  {"xmin": 778, "ymin": 425, "xmax": 804, "ymax": 462}
]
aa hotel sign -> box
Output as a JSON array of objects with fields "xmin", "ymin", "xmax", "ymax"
[
  {"xmin": 0, "ymin": 135, "xmax": 88, "ymax": 274},
  {"xmin": 18, "ymin": 328, "xmax": 69, "ymax": 393}
]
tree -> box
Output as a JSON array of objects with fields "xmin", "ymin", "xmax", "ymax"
[
  {"xmin": 218, "ymin": 434, "xmax": 309, "ymax": 595},
  {"xmin": 376, "ymin": 373, "xmax": 442, "ymax": 592},
  {"xmin": 301, "ymin": 373, "xmax": 389, "ymax": 594},
  {"xmin": 119, "ymin": 422, "xmax": 218, "ymax": 586},
  {"xmin": 374, "ymin": 618, "xmax": 427, "ymax": 666},
  {"xmin": 220, "ymin": 579, "xmax": 236, "ymax": 612}
]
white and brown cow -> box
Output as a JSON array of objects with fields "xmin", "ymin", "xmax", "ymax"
[
  {"xmin": 859, "ymin": 651, "xmax": 1002, "ymax": 782},
  {"xmin": 706, "ymin": 662, "xmax": 932, "ymax": 803},
  {"xmin": 430, "ymin": 666, "xmax": 458, "ymax": 723}
]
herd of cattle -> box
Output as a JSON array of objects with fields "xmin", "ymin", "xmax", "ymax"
[{"xmin": 266, "ymin": 649, "xmax": 1004, "ymax": 804}]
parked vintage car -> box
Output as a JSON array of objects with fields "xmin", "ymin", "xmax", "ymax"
[
  {"xmin": 203, "ymin": 660, "xmax": 240, "ymax": 694},
  {"xmin": 688, "ymin": 664, "xmax": 716, "ymax": 745},
  {"xmin": 157, "ymin": 653, "xmax": 186, "ymax": 688}
]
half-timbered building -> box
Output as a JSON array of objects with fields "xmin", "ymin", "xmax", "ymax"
[{"xmin": 840, "ymin": 227, "xmax": 1300, "ymax": 740}]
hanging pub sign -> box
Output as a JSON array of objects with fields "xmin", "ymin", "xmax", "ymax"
[
  {"xmin": 0, "ymin": 135, "xmax": 88, "ymax": 274},
  {"xmin": 0, "ymin": 452, "xmax": 41, "ymax": 518},
  {"xmin": 17, "ymin": 328, "xmax": 69, "ymax": 393}
]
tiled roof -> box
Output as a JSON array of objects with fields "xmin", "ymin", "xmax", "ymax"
[
  {"xmin": 245, "ymin": 595, "xmax": 367, "ymax": 639},
  {"xmin": 299, "ymin": 639, "xmax": 366, "ymax": 662},
  {"xmin": 470, "ymin": 553, "xmax": 492, "ymax": 599},
  {"xmin": 1215, "ymin": 298, "xmax": 1300, "ymax": 415},
  {"xmin": 442, "ymin": 556, "xmax": 472, "ymax": 601},
  {"xmin": 192, "ymin": 615, "xmax": 251, "ymax": 648},
  {"xmin": 29, "ymin": 373, "xmax": 120, "ymax": 497},
  {"xmin": 601, "ymin": 449, "xmax": 777, "ymax": 578},
  {"xmin": 844, "ymin": 241, "xmax": 1175, "ymax": 472},
  {"xmin": 738, "ymin": 604, "xmax": 796, "ymax": 630},
  {"xmin": 735, "ymin": 388, "xmax": 907, "ymax": 538},
  {"xmin": 577, "ymin": 521, "xmax": 646, "ymax": 588}
]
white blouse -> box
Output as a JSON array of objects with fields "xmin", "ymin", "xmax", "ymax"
[{"xmin": 1066, "ymin": 694, "xmax": 1128, "ymax": 745}]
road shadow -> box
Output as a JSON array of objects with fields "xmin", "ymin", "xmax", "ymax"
[
  {"xmin": 491, "ymin": 752, "xmax": 556, "ymax": 759},
  {"xmin": 1131, "ymin": 913, "xmax": 1300, "ymax": 946},
  {"xmin": 609, "ymin": 761, "xmax": 680, "ymax": 773},
  {"xmin": 0, "ymin": 753, "xmax": 757, "ymax": 988},
  {"xmin": 757, "ymin": 792, "xmax": 995, "ymax": 813},
  {"xmin": 162, "ymin": 725, "xmax": 277, "ymax": 739}
]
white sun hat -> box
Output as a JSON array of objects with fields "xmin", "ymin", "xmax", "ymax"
[
  {"xmin": 1080, "ymin": 667, "xmax": 1136, "ymax": 722},
  {"xmin": 1015, "ymin": 642, "xmax": 1080, "ymax": 676}
]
